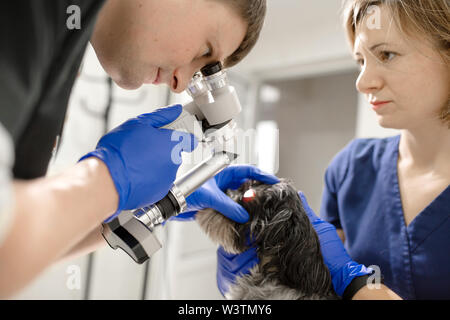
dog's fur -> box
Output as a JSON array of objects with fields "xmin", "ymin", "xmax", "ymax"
[{"xmin": 196, "ymin": 179, "xmax": 339, "ymax": 300}]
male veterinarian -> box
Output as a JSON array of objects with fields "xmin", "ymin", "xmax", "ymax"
[{"xmin": 0, "ymin": 0, "xmax": 270, "ymax": 298}]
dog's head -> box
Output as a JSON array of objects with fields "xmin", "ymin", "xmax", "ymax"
[{"xmin": 196, "ymin": 178, "xmax": 334, "ymax": 295}]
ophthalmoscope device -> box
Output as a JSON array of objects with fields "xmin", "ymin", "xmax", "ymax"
[{"xmin": 102, "ymin": 62, "xmax": 242, "ymax": 263}]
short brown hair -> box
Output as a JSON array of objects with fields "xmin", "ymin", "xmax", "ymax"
[
  {"xmin": 213, "ymin": 0, "xmax": 267, "ymax": 68},
  {"xmin": 343, "ymin": 0, "xmax": 450, "ymax": 126}
]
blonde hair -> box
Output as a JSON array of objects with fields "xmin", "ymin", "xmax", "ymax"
[{"xmin": 343, "ymin": 0, "xmax": 450, "ymax": 126}]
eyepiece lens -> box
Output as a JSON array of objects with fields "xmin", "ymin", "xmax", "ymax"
[{"xmin": 201, "ymin": 61, "xmax": 222, "ymax": 77}]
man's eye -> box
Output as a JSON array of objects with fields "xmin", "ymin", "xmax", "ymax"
[{"xmin": 202, "ymin": 46, "xmax": 212, "ymax": 58}]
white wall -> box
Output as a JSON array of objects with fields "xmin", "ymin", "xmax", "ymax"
[{"xmin": 234, "ymin": 0, "xmax": 355, "ymax": 80}]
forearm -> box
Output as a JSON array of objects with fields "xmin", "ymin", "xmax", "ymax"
[
  {"xmin": 352, "ymin": 284, "xmax": 403, "ymax": 300},
  {"xmin": 58, "ymin": 225, "xmax": 106, "ymax": 264},
  {"xmin": 0, "ymin": 158, "xmax": 118, "ymax": 298}
]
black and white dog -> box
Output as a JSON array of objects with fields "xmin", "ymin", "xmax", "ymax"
[{"xmin": 196, "ymin": 179, "xmax": 339, "ymax": 300}]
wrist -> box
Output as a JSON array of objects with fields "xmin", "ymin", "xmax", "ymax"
[
  {"xmin": 333, "ymin": 261, "xmax": 373, "ymax": 297},
  {"xmin": 80, "ymin": 149, "xmax": 128, "ymax": 218},
  {"xmin": 343, "ymin": 273, "xmax": 377, "ymax": 300},
  {"xmin": 77, "ymin": 157, "xmax": 119, "ymax": 220}
]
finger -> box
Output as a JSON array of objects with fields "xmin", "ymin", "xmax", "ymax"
[
  {"xmin": 168, "ymin": 210, "xmax": 197, "ymax": 221},
  {"xmin": 218, "ymin": 246, "xmax": 258, "ymax": 273},
  {"xmin": 209, "ymin": 191, "xmax": 249, "ymax": 223},
  {"xmin": 185, "ymin": 188, "xmax": 209, "ymax": 212},
  {"xmin": 246, "ymin": 166, "xmax": 280, "ymax": 185},
  {"xmin": 217, "ymin": 255, "xmax": 257, "ymax": 285},
  {"xmin": 236, "ymin": 255, "xmax": 259, "ymax": 277},
  {"xmin": 138, "ymin": 104, "xmax": 183, "ymax": 128},
  {"xmin": 298, "ymin": 191, "xmax": 319, "ymax": 223},
  {"xmin": 218, "ymin": 165, "xmax": 280, "ymax": 190},
  {"xmin": 185, "ymin": 188, "xmax": 249, "ymax": 223}
]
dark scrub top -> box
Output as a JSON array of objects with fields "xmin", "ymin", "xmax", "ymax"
[
  {"xmin": 320, "ymin": 135, "xmax": 450, "ymax": 299},
  {"xmin": 0, "ymin": 0, "xmax": 105, "ymax": 179}
]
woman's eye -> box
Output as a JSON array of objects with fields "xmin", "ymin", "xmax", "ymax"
[
  {"xmin": 355, "ymin": 58, "xmax": 365, "ymax": 69},
  {"xmin": 378, "ymin": 51, "xmax": 397, "ymax": 62}
]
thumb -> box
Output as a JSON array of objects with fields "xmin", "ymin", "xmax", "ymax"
[
  {"xmin": 138, "ymin": 104, "xmax": 183, "ymax": 128},
  {"xmin": 211, "ymin": 191, "xmax": 250, "ymax": 224},
  {"xmin": 298, "ymin": 191, "xmax": 319, "ymax": 224},
  {"xmin": 185, "ymin": 188, "xmax": 249, "ymax": 223}
]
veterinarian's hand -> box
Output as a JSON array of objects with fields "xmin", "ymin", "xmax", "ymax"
[
  {"xmin": 216, "ymin": 246, "xmax": 259, "ymax": 297},
  {"xmin": 172, "ymin": 165, "xmax": 280, "ymax": 223},
  {"xmin": 80, "ymin": 105, "xmax": 198, "ymax": 222},
  {"xmin": 298, "ymin": 191, "xmax": 373, "ymax": 297}
]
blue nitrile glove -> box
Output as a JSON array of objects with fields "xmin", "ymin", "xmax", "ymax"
[
  {"xmin": 298, "ymin": 191, "xmax": 373, "ymax": 297},
  {"xmin": 216, "ymin": 246, "xmax": 259, "ymax": 297},
  {"xmin": 171, "ymin": 165, "xmax": 280, "ymax": 223},
  {"xmin": 80, "ymin": 105, "xmax": 198, "ymax": 222}
]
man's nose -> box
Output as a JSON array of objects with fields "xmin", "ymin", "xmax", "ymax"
[
  {"xmin": 170, "ymin": 65, "xmax": 199, "ymax": 93},
  {"xmin": 356, "ymin": 62, "xmax": 384, "ymax": 95}
]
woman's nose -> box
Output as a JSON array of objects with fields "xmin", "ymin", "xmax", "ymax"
[{"xmin": 356, "ymin": 63, "xmax": 384, "ymax": 95}]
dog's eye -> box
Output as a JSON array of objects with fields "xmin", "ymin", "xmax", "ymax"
[{"xmin": 242, "ymin": 189, "xmax": 256, "ymax": 203}]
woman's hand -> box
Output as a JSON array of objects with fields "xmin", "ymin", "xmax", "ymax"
[
  {"xmin": 298, "ymin": 191, "xmax": 373, "ymax": 298},
  {"xmin": 216, "ymin": 246, "xmax": 259, "ymax": 297}
]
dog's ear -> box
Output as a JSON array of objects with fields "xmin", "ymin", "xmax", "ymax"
[{"xmin": 254, "ymin": 186, "xmax": 333, "ymax": 296}]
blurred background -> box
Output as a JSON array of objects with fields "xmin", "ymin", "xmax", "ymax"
[{"xmin": 14, "ymin": 0, "xmax": 398, "ymax": 300}]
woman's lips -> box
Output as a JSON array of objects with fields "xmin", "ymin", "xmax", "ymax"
[{"xmin": 370, "ymin": 100, "xmax": 391, "ymax": 110}]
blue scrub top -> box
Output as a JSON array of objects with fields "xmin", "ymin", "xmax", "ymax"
[{"xmin": 320, "ymin": 135, "xmax": 450, "ymax": 300}]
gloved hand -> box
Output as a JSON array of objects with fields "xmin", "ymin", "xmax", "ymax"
[
  {"xmin": 216, "ymin": 246, "xmax": 259, "ymax": 297},
  {"xmin": 80, "ymin": 105, "xmax": 198, "ymax": 222},
  {"xmin": 298, "ymin": 191, "xmax": 373, "ymax": 297},
  {"xmin": 171, "ymin": 165, "xmax": 280, "ymax": 223}
]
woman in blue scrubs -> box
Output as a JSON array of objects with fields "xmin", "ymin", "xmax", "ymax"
[
  {"xmin": 213, "ymin": 0, "xmax": 449, "ymax": 300},
  {"xmin": 320, "ymin": 0, "xmax": 450, "ymax": 299}
]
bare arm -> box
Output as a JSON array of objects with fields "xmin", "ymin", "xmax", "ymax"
[
  {"xmin": 353, "ymin": 284, "xmax": 403, "ymax": 300},
  {"xmin": 58, "ymin": 224, "xmax": 106, "ymax": 264},
  {"xmin": 336, "ymin": 228, "xmax": 345, "ymax": 243},
  {"xmin": 0, "ymin": 158, "xmax": 118, "ymax": 298}
]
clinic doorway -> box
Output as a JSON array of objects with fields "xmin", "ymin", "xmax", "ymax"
[{"xmin": 254, "ymin": 70, "xmax": 360, "ymax": 213}]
